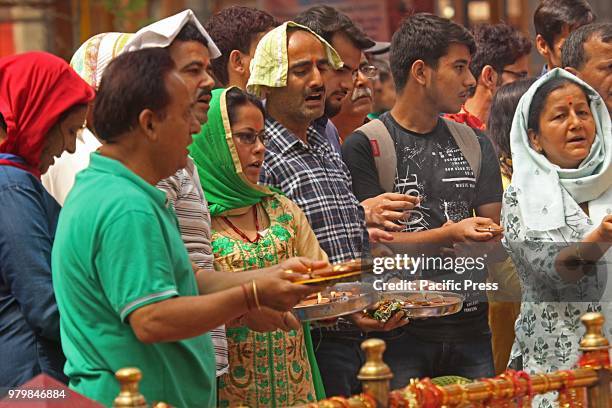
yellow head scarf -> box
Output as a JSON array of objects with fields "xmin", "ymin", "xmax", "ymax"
[{"xmin": 246, "ymin": 21, "xmax": 343, "ymax": 98}]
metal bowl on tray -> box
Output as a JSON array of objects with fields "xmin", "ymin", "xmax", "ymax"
[
  {"xmin": 293, "ymin": 282, "xmax": 376, "ymax": 321},
  {"xmin": 378, "ymin": 291, "xmax": 464, "ymax": 318}
]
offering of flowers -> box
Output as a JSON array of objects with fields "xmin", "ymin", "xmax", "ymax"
[
  {"xmin": 367, "ymin": 299, "xmax": 405, "ymax": 323},
  {"xmin": 368, "ymin": 292, "xmax": 464, "ymax": 321}
]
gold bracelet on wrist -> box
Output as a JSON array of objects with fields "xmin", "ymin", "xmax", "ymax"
[
  {"xmin": 252, "ymin": 280, "xmax": 262, "ymax": 310},
  {"xmin": 575, "ymin": 243, "xmax": 585, "ymax": 262}
]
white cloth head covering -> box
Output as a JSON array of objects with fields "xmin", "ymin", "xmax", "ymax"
[
  {"xmin": 123, "ymin": 9, "xmax": 220, "ymax": 58},
  {"xmin": 509, "ymin": 68, "xmax": 612, "ymax": 231},
  {"xmin": 70, "ymin": 9, "xmax": 219, "ymax": 90},
  {"xmin": 55, "ymin": 10, "xmax": 219, "ymax": 203}
]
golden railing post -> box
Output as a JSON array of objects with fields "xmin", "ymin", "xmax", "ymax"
[
  {"xmin": 578, "ymin": 312, "xmax": 611, "ymax": 408},
  {"xmin": 357, "ymin": 339, "xmax": 393, "ymax": 408},
  {"xmin": 113, "ymin": 367, "xmax": 148, "ymax": 408}
]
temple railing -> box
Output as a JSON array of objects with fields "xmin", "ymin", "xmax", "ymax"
[
  {"xmin": 305, "ymin": 312, "xmax": 610, "ymax": 408},
  {"xmin": 111, "ymin": 312, "xmax": 610, "ymax": 408}
]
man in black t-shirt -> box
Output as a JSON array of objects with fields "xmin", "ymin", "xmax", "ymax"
[{"xmin": 342, "ymin": 13, "xmax": 503, "ymax": 385}]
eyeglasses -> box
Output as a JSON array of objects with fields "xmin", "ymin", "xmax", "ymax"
[
  {"xmin": 233, "ymin": 130, "xmax": 269, "ymax": 145},
  {"xmin": 502, "ymin": 69, "xmax": 529, "ymax": 80},
  {"xmin": 352, "ymin": 65, "xmax": 379, "ymax": 81}
]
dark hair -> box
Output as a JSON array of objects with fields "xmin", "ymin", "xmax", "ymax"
[
  {"xmin": 226, "ymin": 87, "xmax": 266, "ymax": 128},
  {"xmin": 371, "ymin": 59, "xmax": 392, "ymax": 83},
  {"xmin": 57, "ymin": 103, "xmax": 88, "ymax": 125},
  {"xmin": 174, "ymin": 22, "xmax": 208, "ymax": 47},
  {"xmin": 205, "ymin": 7, "xmax": 278, "ymax": 86},
  {"xmin": 487, "ymin": 77, "xmax": 537, "ymax": 166},
  {"xmin": 390, "ymin": 13, "xmax": 475, "ymax": 92},
  {"xmin": 527, "ymin": 77, "xmax": 591, "ymax": 133},
  {"xmin": 93, "ymin": 48, "xmax": 175, "ymax": 142},
  {"xmin": 534, "ymin": 0, "xmax": 595, "ymax": 48},
  {"xmin": 294, "ymin": 5, "xmax": 375, "ymax": 51},
  {"xmin": 561, "ymin": 22, "xmax": 612, "ymax": 69},
  {"xmin": 469, "ymin": 23, "xmax": 532, "ymax": 79},
  {"xmin": 0, "ymin": 112, "xmax": 6, "ymax": 132}
]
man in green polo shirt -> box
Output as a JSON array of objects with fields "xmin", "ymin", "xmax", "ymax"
[{"xmin": 51, "ymin": 48, "xmax": 316, "ymax": 407}]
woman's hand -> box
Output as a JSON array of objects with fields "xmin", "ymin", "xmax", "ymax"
[
  {"xmin": 592, "ymin": 215, "xmax": 612, "ymax": 242},
  {"xmin": 255, "ymin": 276, "xmax": 320, "ymax": 312},
  {"xmin": 276, "ymin": 257, "xmax": 328, "ymax": 275},
  {"xmin": 554, "ymin": 215, "xmax": 612, "ymax": 283}
]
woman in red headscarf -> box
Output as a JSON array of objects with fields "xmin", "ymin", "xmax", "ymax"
[{"xmin": 0, "ymin": 52, "xmax": 94, "ymax": 387}]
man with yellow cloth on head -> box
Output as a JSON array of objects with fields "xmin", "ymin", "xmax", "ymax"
[
  {"xmin": 50, "ymin": 10, "xmax": 322, "ymax": 396},
  {"xmin": 247, "ymin": 21, "xmax": 411, "ymax": 398}
]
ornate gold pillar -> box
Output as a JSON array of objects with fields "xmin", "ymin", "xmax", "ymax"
[
  {"xmin": 358, "ymin": 339, "xmax": 393, "ymax": 407},
  {"xmin": 578, "ymin": 313, "xmax": 611, "ymax": 408}
]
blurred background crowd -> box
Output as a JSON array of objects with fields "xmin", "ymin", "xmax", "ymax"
[{"xmin": 1, "ymin": 0, "xmax": 610, "ymax": 72}]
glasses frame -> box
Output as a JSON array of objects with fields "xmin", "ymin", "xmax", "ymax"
[
  {"xmin": 233, "ymin": 130, "xmax": 269, "ymax": 146},
  {"xmin": 352, "ymin": 65, "xmax": 379, "ymax": 81}
]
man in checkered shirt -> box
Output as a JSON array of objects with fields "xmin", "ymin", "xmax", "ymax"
[{"xmin": 250, "ymin": 21, "xmax": 414, "ymax": 397}]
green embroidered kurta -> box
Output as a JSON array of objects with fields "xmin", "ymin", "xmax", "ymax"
[{"xmin": 212, "ymin": 195, "xmax": 327, "ymax": 407}]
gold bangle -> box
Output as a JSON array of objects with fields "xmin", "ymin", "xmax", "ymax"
[
  {"xmin": 575, "ymin": 243, "xmax": 585, "ymax": 262},
  {"xmin": 252, "ymin": 280, "xmax": 262, "ymax": 310}
]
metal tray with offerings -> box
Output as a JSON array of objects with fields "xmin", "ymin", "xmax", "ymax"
[
  {"xmin": 373, "ymin": 291, "xmax": 464, "ymax": 319},
  {"xmin": 293, "ymin": 282, "xmax": 376, "ymax": 321},
  {"xmin": 293, "ymin": 259, "xmax": 373, "ymax": 286}
]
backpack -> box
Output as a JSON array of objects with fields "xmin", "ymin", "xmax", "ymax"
[{"xmin": 356, "ymin": 118, "xmax": 481, "ymax": 192}]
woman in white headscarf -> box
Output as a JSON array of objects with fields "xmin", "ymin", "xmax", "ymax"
[{"xmin": 501, "ymin": 68, "xmax": 612, "ymax": 407}]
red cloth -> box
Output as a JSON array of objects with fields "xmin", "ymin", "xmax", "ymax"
[
  {"xmin": 0, "ymin": 52, "xmax": 94, "ymax": 178},
  {"xmin": 444, "ymin": 106, "xmax": 486, "ymax": 131}
]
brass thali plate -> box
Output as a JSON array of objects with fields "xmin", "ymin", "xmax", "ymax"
[
  {"xmin": 377, "ymin": 291, "xmax": 464, "ymax": 318},
  {"xmin": 293, "ymin": 282, "xmax": 376, "ymax": 321}
]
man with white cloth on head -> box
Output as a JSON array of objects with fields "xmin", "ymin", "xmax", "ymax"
[
  {"xmin": 42, "ymin": 10, "xmax": 219, "ymax": 204},
  {"xmin": 45, "ymin": 11, "xmax": 237, "ymax": 380}
]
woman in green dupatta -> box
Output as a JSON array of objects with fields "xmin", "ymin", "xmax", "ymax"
[{"xmin": 190, "ymin": 87, "xmax": 327, "ymax": 407}]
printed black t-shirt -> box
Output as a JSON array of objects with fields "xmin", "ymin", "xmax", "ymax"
[{"xmin": 342, "ymin": 112, "xmax": 503, "ymax": 341}]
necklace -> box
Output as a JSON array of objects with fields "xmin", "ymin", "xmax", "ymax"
[{"xmin": 221, "ymin": 206, "xmax": 261, "ymax": 243}]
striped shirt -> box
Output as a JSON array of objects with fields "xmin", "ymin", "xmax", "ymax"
[
  {"xmin": 157, "ymin": 157, "xmax": 228, "ymax": 377},
  {"xmin": 260, "ymin": 117, "xmax": 368, "ymax": 264}
]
